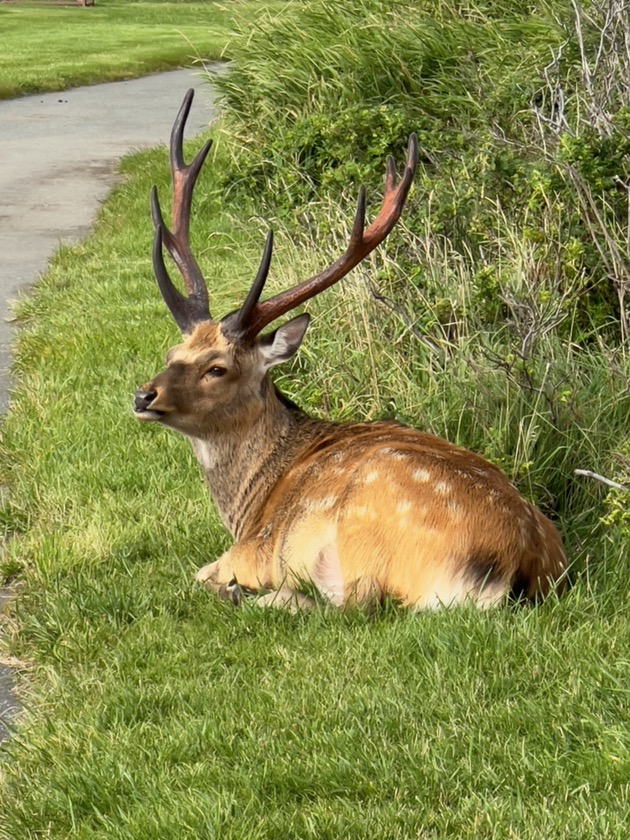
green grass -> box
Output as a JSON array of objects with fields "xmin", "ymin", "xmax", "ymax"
[
  {"xmin": 0, "ymin": 133, "xmax": 629, "ymax": 837},
  {"xmin": 2, "ymin": 0, "xmax": 630, "ymax": 835},
  {"xmin": 0, "ymin": 0, "xmax": 263, "ymax": 99}
]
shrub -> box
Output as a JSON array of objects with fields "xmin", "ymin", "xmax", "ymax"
[{"xmin": 215, "ymin": 0, "xmax": 630, "ymax": 332}]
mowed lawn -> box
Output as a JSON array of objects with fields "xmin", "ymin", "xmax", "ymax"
[
  {"xmin": 1, "ymin": 1, "xmax": 630, "ymax": 837},
  {"xmin": 0, "ymin": 0, "xmax": 270, "ymax": 99}
]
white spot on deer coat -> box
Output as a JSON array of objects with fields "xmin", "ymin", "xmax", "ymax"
[
  {"xmin": 310, "ymin": 496, "xmax": 337, "ymax": 512},
  {"xmin": 447, "ymin": 500, "xmax": 463, "ymax": 519},
  {"xmin": 412, "ymin": 468, "xmax": 431, "ymax": 483},
  {"xmin": 351, "ymin": 504, "xmax": 369, "ymax": 518}
]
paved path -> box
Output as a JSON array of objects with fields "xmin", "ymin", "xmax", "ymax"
[
  {"xmin": 0, "ymin": 588, "xmax": 18, "ymax": 741},
  {"xmin": 0, "ymin": 67, "xmax": 222, "ymax": 741},
  {"xmin": 0, "ymin": 589, "xmax": 16, "ymax": 741}
]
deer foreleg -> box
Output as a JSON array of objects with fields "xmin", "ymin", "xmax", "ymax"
[
  {"xmin": 195, "ymin": 539, "xmax": 273, "ymax": 595},
  {"xmin": 195, "ymin": 542, "xmax": 316, "ymax": 610},
  {"xmin": 255, "ymin": 588, "xmax": 317, "ymax": 612}
]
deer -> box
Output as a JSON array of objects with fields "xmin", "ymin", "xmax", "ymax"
[{"xmin": 134, "ymin": 89, "xmax": 567, "ymax": 611}]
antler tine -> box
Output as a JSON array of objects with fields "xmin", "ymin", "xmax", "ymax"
[
  {"xmin": 150, "ymin": 88, "xmax": 213, "ymax": 331},
  {"xmin": 222, "ymin": 231, "xmax": 274, "ymax": 338},
  {"xmin": 349, "ymin": 185, "xmax": 366, "ymax": 248},
  {"xmin": 170, "ymin": 87, "xmax": 193, "ymax": 172},
  {"xmin": 152, "ymin": 223, "xmax": 206, "ymax": 334},
  {"xmin": 228, "ymin": 134, "xmax": 418, "ymax": 342},
  {"xmin": 384, "ymin": 155, "xmax": 397, "ymax": 194}
]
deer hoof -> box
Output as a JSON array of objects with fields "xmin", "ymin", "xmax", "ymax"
[{"xmin": 218, "ymin": 579, "xmax": 243, "ymax": 607}]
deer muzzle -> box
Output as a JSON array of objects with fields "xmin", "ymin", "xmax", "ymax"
[{"xmin": 134, "ymin": 388, "xmax": 164, "ymax": 420}]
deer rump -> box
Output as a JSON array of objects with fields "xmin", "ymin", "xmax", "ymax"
[
  {"xmin": 135, "ymin": 90, "xmax": 566, "ymax": 611},
  {"xmin": 193, "ymin": 421, "xmax": 565, "ymax": 610}
]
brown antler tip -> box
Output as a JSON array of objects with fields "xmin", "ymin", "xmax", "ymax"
[
  {"xmin": 151, "ymin": 223, "xmax": 171, "ymax": 297},
  {"xmin": 188, "ymin": 138, "xmax": 214, "ymax": 182},
  {"xmin": 350, "ymin": 186, "xmax": 366, "ymax": 246},
  {"xmin": 385, "ymin": 156, "xmax": 397, "ymax": 192},
  {"xmin": 221, "ymin": 230, "xmax": 275, "ymax": 342}
]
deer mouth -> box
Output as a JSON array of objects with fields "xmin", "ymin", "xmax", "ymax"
[
  {"xmin": 133, "ymin": 388, "xmax": 170, "ymax": 421},
  {"xmin": 134, "ymin": 407, "xmax": 166, "ymax": 422}
]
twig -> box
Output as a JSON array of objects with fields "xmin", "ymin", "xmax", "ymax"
[
  {"xmin": 574, "ymin": 468, "xmax": 627, "ymax": 490},
  {"xmin": 366, "ymin": 281, "xmax": 442, "ymax": 355}
]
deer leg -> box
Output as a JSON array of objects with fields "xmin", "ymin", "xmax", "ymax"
[
  {"xmin": 195, "ymin": 550, "xmax": 239, "ymax": 592},
  {"xmin": 195, "ymin": 539, "xmax": 272, "ymax": 595},
  {"xmin": 255, "ymin": 588, "xmax": 317, "ymax": 612},
  {"xmin": 195, "ymin": 545, "xmax": 317, "ymax": 611}
]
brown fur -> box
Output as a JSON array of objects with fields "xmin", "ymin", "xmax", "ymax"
[{"xmin": 136, "ymin": 321, "xmax": 566, "ymax": 610}]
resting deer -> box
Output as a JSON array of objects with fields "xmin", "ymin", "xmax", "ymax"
[{"xmin": 134, "ymin": 90, "xmax": 566, "ymax": 610}]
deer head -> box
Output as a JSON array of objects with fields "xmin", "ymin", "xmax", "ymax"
[{"xmin": 134, "ymin": 89, "xmax": 417, "ymax": 438}]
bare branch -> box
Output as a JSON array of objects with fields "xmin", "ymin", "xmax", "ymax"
[{"xmin": 574, "ymin": 468, "xmax": 627, "ymax": 490}]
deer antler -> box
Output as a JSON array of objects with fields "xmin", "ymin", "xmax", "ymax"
[
  {"xmin": 222, "ymin": 134, "xmax": 418, "ymax": 342},
  {"xmin": 151, "ymin": 90, "xmax": 418, "ymax": 339},
  {"xmin": 150, "ymin": 89, "xmax": 213, "ymax": 334}
]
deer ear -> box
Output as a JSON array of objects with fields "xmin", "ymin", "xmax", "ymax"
[{"xmin": 258, "ymin": 313, "xmax": 310, "ymax": 372}]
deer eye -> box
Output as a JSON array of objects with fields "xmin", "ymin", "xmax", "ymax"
[{"xmin": 203, "ymin": 366, "xmax": 227, "ymax": 379}]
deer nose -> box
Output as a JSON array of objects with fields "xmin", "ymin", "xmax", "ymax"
[{"xmin": 134, "ymin": 388, "xmax": 157, "ymax": 412}]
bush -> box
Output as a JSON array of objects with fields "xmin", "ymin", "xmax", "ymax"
[{"xmin": 215, "ymin": 0, "xmax": 630, "ymax": 332}]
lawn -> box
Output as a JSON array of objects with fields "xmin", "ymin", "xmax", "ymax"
[
  {"xmin": 0, "ymin": 0, "xmax": 250, "ymax": 99},
  {"xmin": 1, "ymin": 0, "xmax": 630, "ymax": 837}
]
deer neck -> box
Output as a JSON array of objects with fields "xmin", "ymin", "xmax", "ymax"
[{"xmin": 189, "ymin": 383, "xmax": 320, "ymax": 539}]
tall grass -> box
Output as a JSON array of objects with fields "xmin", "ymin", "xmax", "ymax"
[
  {"xmin": 215, "ymin": 0, "xmax": 630, "ymax": 324},
  {"xmin": 215, "ymin": 0, "xmax": 566, "ymax": 196}
]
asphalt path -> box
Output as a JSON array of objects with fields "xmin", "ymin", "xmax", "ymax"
[{"xmin": 0, "ymin": 67, "xmax": 222, "ymax": 741}]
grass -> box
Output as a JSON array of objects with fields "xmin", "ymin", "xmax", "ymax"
[
  {"xmin": 0, "ymin": 133, "xmax": 629, "ymax": 837},
  {"xmin": 0, "ymin": 0, "xmax": 269, "ymax": 99},
  {"xmin": 2, "ymin": 0, "xmax": 630, "ymax": 835}
]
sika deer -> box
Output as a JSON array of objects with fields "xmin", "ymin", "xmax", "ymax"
[{"xmin": 134, "ymin": 90, "xmax": 566, "ymax": 610}]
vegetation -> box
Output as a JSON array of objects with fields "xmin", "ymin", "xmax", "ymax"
[
  {"xmin": 2, "ymin": 0, "xmax": 630, "ymax": 837},
  {"xmin": 0, "ymin": 0, "xmax": 244, "ymax": 99}
]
